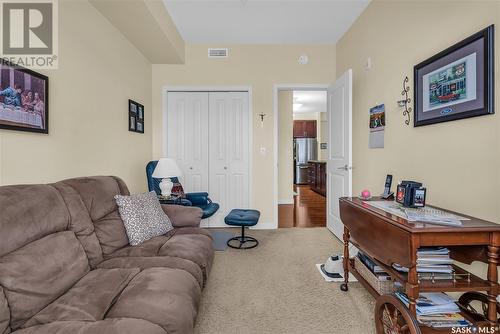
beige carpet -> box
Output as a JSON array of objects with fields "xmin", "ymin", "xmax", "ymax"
[{"xmin": 194, "ymin": 228, "xmax": 376, "ymax": 334}]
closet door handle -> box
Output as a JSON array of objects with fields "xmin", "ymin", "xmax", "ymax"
[
  {"xmin": 189, "ymin": 167, "xmax": 193, "ymax": 170},
  {"xmin": 224, "ymin": 166, "xmax": 228, "ymax": 170}
]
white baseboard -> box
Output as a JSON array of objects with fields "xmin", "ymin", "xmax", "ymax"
[
  {"xmin": 278, "ymin": 199, "xmax": 294, "ymax": 205},
  {"xmin": 251, "ymin": 221, "xmax": 277, "ymax": 229}
]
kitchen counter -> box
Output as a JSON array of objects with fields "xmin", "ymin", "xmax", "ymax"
[{"xmin": 308, "ymin": 161, "xmax": 326, "ymax": 196}]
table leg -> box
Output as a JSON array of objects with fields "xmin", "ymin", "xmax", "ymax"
[
  {"xmin": 486, "ymin": 245, "xmax": 498, "ymax": 323},
  {"xmin": 407, "ymin": 266, "xmax": 418, "ymax": 317},
  {"xmin": 340, "ymin": 227, "xmax": 350, "ymax": 292}
]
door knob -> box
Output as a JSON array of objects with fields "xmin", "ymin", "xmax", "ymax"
[
  {"xmin": 224, "ymin": 166, "xmax": 228, "ymax": 170},
  {"xmin": 337, "ymin": 164, "xmax": 352, "ymax": 171},
  {"xmin": 189, "ymin": 167, "xmax": 193, "ymax": 170}
]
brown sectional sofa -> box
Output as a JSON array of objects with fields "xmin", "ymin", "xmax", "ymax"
[{"xmin": 0, "ymin": 176, "xmax": 214, "ymax": 334}]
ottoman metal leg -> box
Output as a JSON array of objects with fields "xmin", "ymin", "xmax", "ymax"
[{"xmin": 227, "ymin": 226, "xmax": 259, "ymax": 249}]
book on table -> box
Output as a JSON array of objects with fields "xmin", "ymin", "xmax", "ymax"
[
  {"xmin": 356, "ymin": 251, "xmax": 391, "ymax": 280},
  {"xmin": 417, "ymin": 314, "xmax": 471, "ymax": 328},
  {"xmin": 393, "ymin": 247, "xmax": 454, "ymax": 275},
  {"xmin": 395, "ymin": 292, "xmax": 471, "ymax": 328}
]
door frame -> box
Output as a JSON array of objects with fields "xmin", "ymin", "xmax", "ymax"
[
  {"xmin": 161, "ymin": 86, "xmax": 254, "ymax": 212},
  {"xmin": 273, "ymin": 84, "xmax": 330, "ymax": 229}
]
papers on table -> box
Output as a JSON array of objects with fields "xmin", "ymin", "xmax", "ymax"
[
  {"xmin": 417, "ymin": 247, "xmax": 450, "ymax": 256},
  {"xmin": 418, "ymin": 313, "xmax": 471, "ymax": 328},
  {"xmin": 396, "ymin": 292, "xmax": 472, "ymax": 328},
  {"xmin": 393, "ymin": 247, "xmax": 454, "ymax": 274},
  {"xmin": 396, "ymin": 292, "xmax": 460, "ymax": 316},
  {"xmin": 403, "ymin": 208, "xmax": 462, "ymax": 226},
  {"xmin": 365, "ymin": 201, "xmax": 468, "ymax": 226},
  {"xmin": 392, "ymin": 263, "xmax": 453, "ymax": 274}
]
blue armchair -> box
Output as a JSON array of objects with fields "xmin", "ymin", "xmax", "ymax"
[{"xmin": 146, "ymin": 161, "xmax": 219, "ymax": 219}]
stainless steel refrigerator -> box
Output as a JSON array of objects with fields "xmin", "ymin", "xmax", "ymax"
[{"xmin": 294, "ymin": 138, "xmax": 318, "ymax": 184}]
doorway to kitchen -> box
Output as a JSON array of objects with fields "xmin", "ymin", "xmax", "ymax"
[{"xmin": 275, "ymin": 87, "xmax": 328, "ymax": 228}]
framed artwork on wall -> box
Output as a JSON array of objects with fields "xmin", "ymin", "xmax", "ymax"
[
  {"xmin": 129, "ymin": 99, "xmax": 144, "ymax": 133},
  {"xmin": 0, "ymin": 61, "xmax": 49, "ymax": 134},
  {"xmin": 413, "ymin": 25, "xmax": 494, "ymax": 127}
]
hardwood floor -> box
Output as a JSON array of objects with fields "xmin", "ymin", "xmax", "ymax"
[{"xmin": 278, "ymin": 185, "xmax": 326, "ymax": 228}]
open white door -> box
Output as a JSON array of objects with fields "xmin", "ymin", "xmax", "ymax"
[{"xmin": 327, "ymin": 69, "xmax": 353, "ymax": 240}]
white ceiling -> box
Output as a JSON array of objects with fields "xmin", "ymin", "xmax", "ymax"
[
  {"xmin": 293, "ymin": 91, "xmax": 327, "ymax": 114},
  {"xmin": 163, "ymin": 0, "xmax": 370, "ymax": 44}
]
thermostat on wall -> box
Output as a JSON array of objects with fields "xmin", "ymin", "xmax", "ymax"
[{"xmin": 298, "ymin": 55, "xmax": 309, "ymax": 65}]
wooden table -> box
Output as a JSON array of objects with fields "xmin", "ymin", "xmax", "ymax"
[{"xmin": 339, "ymin": 197, "xmax": 499, "ymax": 334}]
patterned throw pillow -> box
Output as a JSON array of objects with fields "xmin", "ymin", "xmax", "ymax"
[{"xmin": 114, "ymin": 191, "xmax": 173, "ymax": 246}]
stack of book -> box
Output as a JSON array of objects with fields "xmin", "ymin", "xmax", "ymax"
[
  {"xmin": 393, "ymin": 247, "xmax": 454, "ymax": 279},
  {"xmin": 357, "ymin": 251, "xmax": 390, "ymax": 281},
  {"xmin": 395, "ymin": 292, "xmax": 471, "ymax": 328}
]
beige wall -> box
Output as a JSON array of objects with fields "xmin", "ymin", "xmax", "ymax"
[
  {"xmin": 278, "ymin": 91, "xmax": 294, "ymax": 203},
  {"xmin": 337, "ymin": 0, "xmax": 500, "ymax": 223},
  {"xmin": 336, "ymin": 0, "xmax": 499, "ymax": 277},
  {"xmin": 0, "ymin": 0, "xmax": 152, "ymax": 193},
  {"xmin": 152, "ymin": 44, "xmax": 336, "ymax": 227}
]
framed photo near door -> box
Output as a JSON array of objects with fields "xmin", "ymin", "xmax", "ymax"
[{"xmin": 413, "ymin": 25, "xmax": 494, "ymax": 127}]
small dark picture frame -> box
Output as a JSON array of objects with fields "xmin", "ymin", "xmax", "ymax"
[
  {"xmin": 413, "ymin": 25, "xmax": 494, "ymax": 127},
  {"xmin": 128, "ymin": 99, "xmax": 144, "ymax": 133}
]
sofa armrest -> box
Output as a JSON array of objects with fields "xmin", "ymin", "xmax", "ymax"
[{"xmin": 161, "ymin": 204, "xmax": 203, "ymax": 228}]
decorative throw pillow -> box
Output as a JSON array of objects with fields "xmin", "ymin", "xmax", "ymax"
[{"xmin": 114, "ymin": 191, "xmax": 173, "ymax": 246}]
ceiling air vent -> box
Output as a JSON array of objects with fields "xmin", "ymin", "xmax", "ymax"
[{"xmin": 208, "ymin": 48, "xmax": 228, "ymax": 58}]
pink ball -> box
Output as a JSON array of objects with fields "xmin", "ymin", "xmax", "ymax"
[{"xmin": 361, "ymin": 190, "xmax": 371, "ymax": 199}]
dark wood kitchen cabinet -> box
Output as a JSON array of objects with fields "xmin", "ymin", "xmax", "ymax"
[
  {"xmin": 293, "ymin": 120, "xmax": 317, "ymax": 138},
  {"xmin": 308, "ymin": 161, "xmax": 326, "ymax": 196}
]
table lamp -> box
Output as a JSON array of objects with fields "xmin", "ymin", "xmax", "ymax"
[{"xmin": 152, "ymin": 158, "xmax": 182, "ymax": 197}]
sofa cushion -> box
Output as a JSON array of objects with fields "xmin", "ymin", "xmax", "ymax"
[
  {"xmin": 0, "ymin": 287, "xmax": 9, "ymax": 334},
  {"xmin": 93, "ymin": 210, "xmax": 129, "ymax": 256},
  {"xmin": 23, "ymin": 268, "xmax": 139, "ymax": 328},
  {"xmin": 105, "ymin": 233, "xmax": 173, "ymax": 259},
  {"xmin": 159, "ymin": 229, "xmax": 214, "ymax": 276},
  {"xmin": 115, "ymin": 191, "xmax": 173, "ymax": 246},
  {"xmin": 97, "ymin": 256, "xmax": 203, "ymax": 288},
  {"xmin": 52, "ymin": 182, "xmax": 104, "ymax": 268},
  {"xmin": 13, "ymin": 318, "xmax": 166, "ymax": 334},
  {"xmin": 59, "ymin": 176, "xmax": 130, "ymax": 256},
  {"xmin": 106, "ymin": 228, "xmax": 214, "ymax": 283},
  {"xmin": 0, "ymin": 184, "xmax": 69, "ymax": 257},
  {"xmin": 107, "ymin": 268, "xmax": 201, "ymax": 334},
  {"xmin": 0, "ymin": 231, "xmax": 90, "ymax": 330}
]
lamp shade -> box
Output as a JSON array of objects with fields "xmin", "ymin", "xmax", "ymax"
[{"xmin": 152, "ymin": 158, "xmax": 182, "ymax": 178}]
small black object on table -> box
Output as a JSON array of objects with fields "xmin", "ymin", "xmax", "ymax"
[{"xmin": 158, "ymin": 195, "xmax": 184, "ymax": 205}]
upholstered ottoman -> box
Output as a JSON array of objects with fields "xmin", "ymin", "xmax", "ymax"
[{"xmin": 224, "ymin": 209, "xmax": 260, "ymax": 249}]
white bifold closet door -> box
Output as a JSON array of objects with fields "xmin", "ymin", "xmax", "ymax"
[
  {"xmin": 166, "ymin": 91, "xmax": 250, "ymax": 227},
  {"xmin": 208, "ymin": 92, "xmax": 250, "ymax": 225},
  {"xmin": 166, "ymin": 92, "xmax": 209, "ymax": 193}
]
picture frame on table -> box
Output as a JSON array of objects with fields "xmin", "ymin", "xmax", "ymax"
[
  {"xmin": 0, "ymin": 60, "xmax": 49, "ymax": 134},
  {"xmin": 413, "ymin": 25, "xmax": 494, "ymax": 127},
  {"xmin": 128, "ymin": 99, "xmax": 144, "ymax": 133}
]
